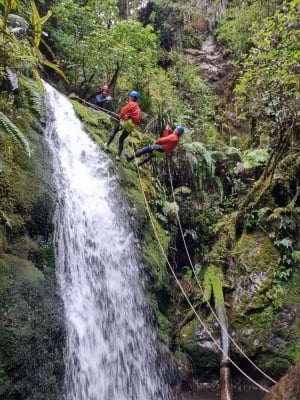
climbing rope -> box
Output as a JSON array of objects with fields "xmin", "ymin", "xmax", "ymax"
[
  {"xmin": 166, "ymin": 161, "xmax": 278, "ymax": 385},
  {"xmin": 71, "ymin": 95, "xmax": 120, "ymax": 121},
  {"xmin": 131, "ymin": 149, "xmax": 270, "ymax": 393},
  {"xmin": 73, "ymin": 95, "xmax": 144, "ymax": 138}
]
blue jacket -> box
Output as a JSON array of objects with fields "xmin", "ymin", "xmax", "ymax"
[{"xmin": 95, "ymin": 93, "xmax": 113, "ymax": 112}]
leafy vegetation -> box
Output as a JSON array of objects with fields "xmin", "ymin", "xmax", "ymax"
[{"xmin": 0, "ymin": 0, "xmax": 299, "ymax": 393}]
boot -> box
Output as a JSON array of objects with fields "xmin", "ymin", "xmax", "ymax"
[{"xmin": 125, "ymin": 153, "xmax": 134, "ymax": 162}]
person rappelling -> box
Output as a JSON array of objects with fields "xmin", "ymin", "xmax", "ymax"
[
  {"xmin": 104, "ymin": 90, "xmax": 141, "ymax": 161},
  {"xmin": 125, "ymin": 124, "xmax": 184, "ymax": 167}
]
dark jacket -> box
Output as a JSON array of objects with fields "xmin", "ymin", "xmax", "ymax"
[{"xmin": 95, "ymin": 93, "xmax": 113, "ymax": 112}]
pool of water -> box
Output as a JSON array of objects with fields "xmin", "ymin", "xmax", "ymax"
[{"xmin": 183, "ymin": 390, "xmax": 265, "ymax": 400}]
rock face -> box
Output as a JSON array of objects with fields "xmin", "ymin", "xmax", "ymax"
[
  {"xmin": 184, "ymin": 35, "xmax": 233, "ymax": 96},
  {"xmin": 263, "ymin": 364, "xmax": 300, "ymax": 400}
]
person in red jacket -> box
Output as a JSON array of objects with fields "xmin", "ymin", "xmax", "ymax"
[
  {"xmin": 104, "ymin": 90, "xmax": 141, "ymax": 160},
  {"xmin": 126, "ymin": 124, "xmax": 184, "ymax": 167}
]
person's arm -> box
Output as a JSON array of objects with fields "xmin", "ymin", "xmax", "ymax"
[
  {"xmin": 96, "ymin": 94, "xmax": 106, "ymax": 105},
  {"xmin": 162, "ymin": 124, "xmax": 172, "ymax": 137},
  {"xmin": 155, "ymin": 135, "xmax": 174, "ymax": 145},
  {"xmin": 119, "ymin": 102, "xmax": 133, "ymax": 120}
]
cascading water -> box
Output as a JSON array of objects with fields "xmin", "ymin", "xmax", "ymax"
[{"xmin": 43, "ymin": 83, "xmax": 174, "ymax": 400}]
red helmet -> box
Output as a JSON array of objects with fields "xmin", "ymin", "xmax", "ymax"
[{"xmin": 101, "ymin": 85, "xmax": 109, "ymax": 91}]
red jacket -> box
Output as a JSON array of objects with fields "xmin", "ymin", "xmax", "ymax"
[
  {"xmin": 155, "ymin": 132, "xmax": 180, "ymax": 154},
  {"xmin": 119, "ymin": 101, "xmax": 141, "ymax": 124}
]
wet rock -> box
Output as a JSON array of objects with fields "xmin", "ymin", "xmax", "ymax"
[{"xmin": 263, "ymin": 363, "xmax": 300, "ymax": 400}]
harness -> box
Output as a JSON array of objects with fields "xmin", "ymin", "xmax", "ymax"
[
  {"xmin": 120, "ymin": 119, "xmax": 135, "ymax": 132},
  {"xmin": 153, "ymin": 150, "xmax": 166, "ymax": 158}
]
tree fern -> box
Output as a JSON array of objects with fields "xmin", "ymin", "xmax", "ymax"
[
  {"xmin": 5, "ymin": 66, "xmax": 18, "ymax": 91},
  {"xmin": 22, "ymin": 78, "xmax": 46, "ymax": 121},
  {"xmin": 0, "ymin": 111, "xmax": 31, "ymax": 156},
  {"xmin": 181, "ymin": 141, "xmax": 222, "ymax": 197}
]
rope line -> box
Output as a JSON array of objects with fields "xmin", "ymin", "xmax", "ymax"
[
  {"xmin": 167, "ymin": 162, "xmax": 277, "ymax": 385},
  {"xmin": 131, "ymin": 147, "xmax": 270, "ymax": 393},
  {"xmin": 73, "ymin": 96, "xmax": 144, "ymax": 137},
  {"xmin": 78, "ymin": 98, "xmax": 275, "ymax": 387},
  {"xmin": 71, "ymin": 95, "xmax": 120, "ymax": 121}
]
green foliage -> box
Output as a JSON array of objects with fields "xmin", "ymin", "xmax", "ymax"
[
  {"xmin": 48, "ymin": 0, "xmax": 158, "ymax": 95},
  {"xmin": 178, "ymin": 141, "xmax": 223, "ymax": 199},
  {"xmin": 180, "ymin": 25, "xmax": 203, "ymax": 48},
  {"xmin": 162, "ymin": 200, "xmax": 179, "ymax": 219},
  {"xmin": 234, "ymin": 1, "xmax": 300, "ymax": 158},
  {"xmin": 0, "ymin": 255, "xmax": 64, "ymax": 399},
  {"xmin": 166, "ymin": 56, "xmax": 217, "ymax": 139},
  {"xmin": 216, "ymin": 0, "xmax": 280, "ymax": 59},
  {"xmin": 0, "ymin": 0, "xmax": 67, "ymax": 86},
  {"xmin": 143, "ymin": 67, "xmax": 187, "ymax": 133},
  {"xmin": 0, "ymin": 111, "xmax": 31, "ymax": 156},
  {"xmin": 241, "ymin": 148, "xmax": 269, "ymax": 169}
]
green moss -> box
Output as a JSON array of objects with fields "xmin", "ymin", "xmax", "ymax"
[
  {"xmin": 203, "ymin": 265, "xmax": 228, "ymax": 304},
  {"xmin": 37, "ymin": 243, "xmax": 56, "ymax": 270},
  {"xmin": 72, "ymin": 100, "xmax": 113, "ymax": 145},
  {"xmin": 180, "ymin": 319, "xmax": 219, "ymax": 371},
  {"xmin": 9, "ymin": 234, "xmax": 38, "ymax": 259},
  {"xmin": 142, "ymin": 217, "xmax": 170, "ymax": 289},
  {"xmin": 231, "ymin": 230, "xmax": 280, "ymax": 311},
  {"xmin": 0, "ymin": 227, "xmax": 7, "ymax": 256},
  {"xmin": 147, "ymin": 294, "xmax": 173, "ymax": 344},
  {"xmin": 0, "ymin": 255, "xmax": 44, "ymax": 293}
]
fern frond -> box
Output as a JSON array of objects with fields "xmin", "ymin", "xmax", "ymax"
[
  {"xmin": 23, "ymin": 78, "xmax": 46, "ymax": 120},
  {"xmin": 0, "ymin": 111, "xmax": 31, "ymax": 156},
  {"xmin": 5, "ymin": 66, "xmax": 19, "ymax": 90},
  {"xmin": 184, "ymin": 142, "xmax": 215, "ymax": 176},
  {"xmin": 179, "ymin": 141, "xmax": 224, "ymax": 198}
]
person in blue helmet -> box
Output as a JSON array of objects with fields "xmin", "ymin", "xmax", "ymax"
[
  {"xmin": 104, "ymin": 90, "xmax": 141, "ymax": 160},
  {"xmin": 126, "ymin": 124, "xmax": 184, "ymax": 167}
]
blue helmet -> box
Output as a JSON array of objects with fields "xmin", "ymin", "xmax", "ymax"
[
  {"xmin": 129, "ymin": 90, "xmax": 140, "ymax": 100},
  {"xmin": 176, "ymin": 125, "xmax": 184, "ymax": 134}
]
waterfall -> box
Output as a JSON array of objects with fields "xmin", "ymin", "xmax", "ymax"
[{"xmin": 43, "ymin": 83, "xmax": 173, "ymax": 400}]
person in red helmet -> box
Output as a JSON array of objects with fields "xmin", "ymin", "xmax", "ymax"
[
  {"xmin": 126, "ymin": 124, "xmax": 184, "ymax": 167},
  {"xmin": 104, "ymin": 90, "xmax": 141, "ymax": 161},
  {"xmin": 95, "ymin": 84, "xmax": 114, "ymax": 112}
]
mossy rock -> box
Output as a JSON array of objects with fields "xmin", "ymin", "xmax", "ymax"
[
  {"xmin": 0, "ymin": 255, "xmax": 43, "ymax": 293},
  {"xmin": 8, "ymin": 234, "xmax": 38, "ymax": 259},
  {"xmin": 180, "ymin": 319, "xmax": 219, "ymax": 374},
  {"xmin": 230, "ymin": 230, "xmax": 280, "ymax": 314},
  {"xmin": 0, "ymin": 254, "xmax": 64, "ymax": 400},
  {"xmin": 0, "ymin": 227, "xmax": 7, "ymax": 256},
  {"xmin": 142, "ymin": 219, "xmax": 170, "ymax": 289}
]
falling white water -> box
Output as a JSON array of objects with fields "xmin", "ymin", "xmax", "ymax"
[{"xmin": 43, "ymin": 83, "xmax": 173, "ymax": 400}]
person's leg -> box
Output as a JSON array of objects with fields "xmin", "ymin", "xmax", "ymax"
[
  {"xmin": 117, "ymin": 129, "xmax": 130, "ymax": 158},
  {"xmin": 105, "ymin": 123, "xmax": 121, "ymax": 148},
  {"xmin": 137, "ymin": 153, "xmax": 154, "ymax": 167},
  {"xmin": 126, "ymin": 145, "xmax": 153, "ymax": 162}
]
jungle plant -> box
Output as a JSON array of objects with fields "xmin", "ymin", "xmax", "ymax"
[
  {"xmin": 216, "ymin": 0, "xmax": 281, "ymax": 59},
  {"xmin": 0, "ymin": 0, "xmax": 67, "ymax": 86},
  {"xmin": 143, "ymin": 67, "xmax": 187, "ymax": 134},
  {"xmin": 234, "ymin": 0, "xmax": 300, "ymax": 183},
  {"xmin": 47, "ymin": 0, "xmax": 158, "ymax": 97},
  {"xmin": 166, "ymin": 57, "xmax": 217, "ymax": 141},
  {"xmin": 0, "ymin": 111, "xmax": 31, "ymax": 156},
  {"xmin": 176, "ymin": 141, "xmax": 223, "ymax": 201}
]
